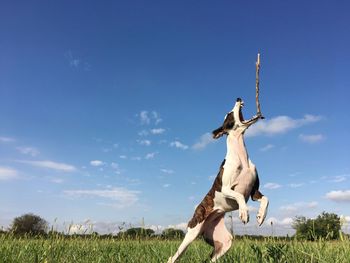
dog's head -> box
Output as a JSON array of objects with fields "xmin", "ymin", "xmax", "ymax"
[{"xmin": 212, "ymin": 98, "xmax": 249, "ymax": 139}]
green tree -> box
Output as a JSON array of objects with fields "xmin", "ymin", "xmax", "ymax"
[
  {"xmin": 161, "ymin": 228, "xmax": 185, "ymax": 239},
  {"xmin": 11, "ymin": 213, "xmax": 48, "ymax": 236},
  {"xmin": 292, "ymin": 212, "xmax": 341, "ymax": 240},
  {"xmin": 121, "ymin": 227, "xmax": 155, "ymax": 238}
]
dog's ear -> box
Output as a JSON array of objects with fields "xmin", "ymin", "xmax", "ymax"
[{"xmin": 212, "ymin": 126, "xmax": 226, "ymax": 139}]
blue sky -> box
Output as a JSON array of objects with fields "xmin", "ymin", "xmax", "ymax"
[{"xmin": 1, "ymin": 1, "xmax": 350, "ymax": 235}]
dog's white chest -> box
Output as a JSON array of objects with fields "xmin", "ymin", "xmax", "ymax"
[{"xmin": 213, "ymin": 191, "xmax": 239, "ymax": 212}]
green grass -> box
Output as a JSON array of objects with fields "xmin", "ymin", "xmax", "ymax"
[{"xmin": 0, "ymin": 235, "xmax": 350, "ymax": 263}]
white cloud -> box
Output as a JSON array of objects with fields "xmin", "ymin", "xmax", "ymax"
[
  {"xmin": 67, "ymin": 221, "xmax": 95, "ymax": 235},
  {"xmin": 263, "ymin": 182, "xmax": 282, "ymax": 190},
  {"xmin": 110, "ymin": 162, "xmax": 119, "ymax": 169},
  {"xmin": 167, "ymin": 222, "xmax": 188, "ymax": 231},
  {"xmin": 341, "ymin": 215, "xmax": 350, "ymax": 223},
  {"xmin": 246, "ymin": 114, "xmax": 322, "ymax": 137},
  {"xmin": 145, "ymin": 152, "xmax": 156, "ymax": 160},
  {"xmin": 65, "ymin": 51, "xmax": 84, "ymax": 69},
  {"xmin": 70, "ymin": 59, "xmax": 80, "ymax": 68},
  {"xmin": 150, "ymin": 128, "xmax": 165, "ymax": 135},
  {"xmin": 16, "ymin": 147, "xmax": 40, "ymax": 157},
  {"xmin": 329, "ymin": 175, "xmax": 348, "ymax": 183},
  {"xmin": 266, "ymin": 217, "xmax": 294, "ymax": 226},
  {"xmin": 163, "ymin": 184, "xmax": 171, "ymax": 188},
  {"xmin": 138, "ymin": 130, "xmax": 149, "ymax": 136},
  {"xmin": 0, "ymin": 136, "xmax": 15, "ymax": 143},
  {"xmin": 90, "ymin": 160, "xmax": 105, "ymax": 167},
  {"xmin": 152, "ymin": 111, "xmax": 162, "ymax": 125},
  {"xmin": 0, "ymin": 166, "xmax": 18, "ymax": 180},
  {"xmin": 299, "ymin": 134, "xmax": 325, "ymax": 143},
  {"xmin": 138, "ymin": 139, "xmax": 151, "ymax": 146},
  {"xmin": 260, "ymin": 144, "xmax": 275, "ymax": 152},
  {"xmin": 140, "ymin": 111, "xmax": 150, "ymax": 125},
  {"xmin": 280, "ymin": 201, "xmax": 318, "ymax": 213},
  {"xmin": 322, "ymin": 175, "xmax": 349, "ymax": 183},
  {"xmin": 170, "ymin": 141, "xmax": 189, "ymax": 150},
  {"xmin": 192, "ymin": 133, "xmax": 216, "ymax": 150},
  {"xmin": 119, "ymin": 155, "xmax": 127, "ymax": 159},
  {"xmin": 51, "ymin": 178, "xmax": 64, "ymax": 184},
  {"xmin": 138, "ymin": 111, "xmax": 162, "ymax": 126},
  {"xmin": 18, "ymin": 160, "xmax": 76, "ymax": 172},
  {"xmin": 64, "ymin": 187, "xmax": 141, "ymax": 209},
  {"xmin": 289, "ymin": 183, "xmax": 305, "ymax": 188},
  {"xmin": 160, "ymin": 169, "xmax": 174, "ymax": 174},
  {"xmin": 325, "ymin": 190, "xmax": 350, "ymax": 202}
]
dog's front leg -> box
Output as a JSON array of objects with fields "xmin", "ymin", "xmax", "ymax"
[
  {"xmin": 252, "ymin": 190, "xmax": 269, "ymax": 226},
  {"xmin": 221, "ymin": 187, "xmax": 249, "ymax": 224}
]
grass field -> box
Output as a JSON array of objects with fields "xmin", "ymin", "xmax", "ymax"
[{"xmin": 1, "ymin": 235, "xmax": 350, "ymax": 263}]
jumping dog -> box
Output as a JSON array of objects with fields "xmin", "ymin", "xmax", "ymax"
[{"xmin": 168, "ymin": 98, "xmax": 269, "ymax": 262}]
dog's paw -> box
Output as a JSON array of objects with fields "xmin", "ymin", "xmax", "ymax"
[
  {"xmin": 239, "ymin": 206, "xmax": 249, "ymax": 224},
  {"xmin": 256, "ymin": 213, "xmax": 266, "ymax": 226},
  {"xmin": 256, "ymin": 197, "xmax": 269, "ymax": 226}
]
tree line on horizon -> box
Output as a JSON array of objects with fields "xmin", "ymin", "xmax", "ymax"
[{"xmin": 1, "ymin": 211, "xmax": 348, "ymax": 241}]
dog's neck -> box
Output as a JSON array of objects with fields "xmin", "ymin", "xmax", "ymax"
[{"xmin": 225, "ymin": 130, "xmax": 249, "ymax": 169}]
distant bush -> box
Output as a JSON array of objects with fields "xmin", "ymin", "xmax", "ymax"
[
  {"xmin": 292, "ymin": 212, "xmax": 341, "ymax": 240},
  {"xmin": 10, "ymin": 213, "xmax": 48, "ymax": 236},
  {"xmin": 161, "ymin": 228, "xmax": 185, "ymax": 239},
  {"xmin": 119, "ymin": 227, "xmax": 155, "ymax": 238}
]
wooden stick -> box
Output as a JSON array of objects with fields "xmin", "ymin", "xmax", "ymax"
[{"xmin": 255, "ymin": 53, "xmax": 264, "ymax": 118}]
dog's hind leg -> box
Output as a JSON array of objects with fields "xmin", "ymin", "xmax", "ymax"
[
  {"xmin": 202, "ymin": 213, "xmax": 233, "ymax": 262},
  {"xmin": 167, "ymin": 222, "xmax": 203, "ymax": 263}
]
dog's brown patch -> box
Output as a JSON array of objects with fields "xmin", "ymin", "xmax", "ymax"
[
  {"xmin": 187, "ymin": 160, "xmax": 225, "ymax": 228},
  {"xmin": 250, "ymin": 172, "xmax": 261, "ymax": 200},
  {"xmin": 251, "ymin": 189, "xmax": 263, "ymax": 201}
]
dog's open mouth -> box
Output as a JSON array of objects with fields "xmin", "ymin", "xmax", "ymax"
[{"xmin": 239, "ymin": 103, "xmax": 245, "ymax": 123}]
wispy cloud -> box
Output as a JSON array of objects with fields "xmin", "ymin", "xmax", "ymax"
[
  {"xmin": 51, "ymin": 178, "xmax": 64, "ymax": 184},
  {"xmin": 246, "ymin": 114, "xmax": 322, "ymax": 137},
  {"xmin": 260, "ymin": 144, "xmax": 275, "ymax": 152},
  {"xmin": 289, "ymin": 183, "xmax": 305, "ymax": 188},
  {"xmin": 160, "ymin": 169, "xmax": 175, "ymax": 174},
  {"xmin": 167, "ymin": 222, "xmax": 188, "ymax": 231},
  {"xmin": 192, "ymin": 133, "xmax": 216, "ymax": 150},
  {"xmin": 63, "ymin": 187, "xmax": 141, "ymax": 209},
  {"xmin": 325, "ymin": 190, "xmax": 350, "ymax": 202},
  {"xmin": 170, "ymin": 141, "xmax": 189, "ymax": 150},
  {"xmin": 16, "ymin": 147, "xmax": 40, "ymax": 157},
  {"xmin": 299, "ymin": 134, "xmax": 325, "ymax": 143},
  {"xmin": 111, "ymin": 162, "xmax": 122, "ymax": 174},
  {"xmin": 90, "ymin": 160, "xmax": 105, "ymax": 167},
  {"xmin": 138, "ymin": 111, "xmax": 162, "ymax": 125},
  {"xmin": 330, "ymin": 175, "xmax": 348, "ymax": 183},
  {"xmin": 138, "ymin": 139, "xmax": 151, "ymax": 146},
  {"xmin": 280, "ymin": 201, "xmax": 318, "ymax": 213},
  {"xmin": 0, "ymin": 166, "xmax": 18, "ymax": 180},
  {"xmin": 321, "ymin": 174, "xmax": 349, "ymax": 183},
  {"xmin": 138, "ymin": 130, "xmax": 149, "ymax": 136},
  {"xmin": 18, "ymin": 160, "xmax": 76, "ymax": 172},
  {"xmin": 0, "ymin": 136, "xmax": 15, "ymax": 143},
  {"xmin": 145, "ymin": 152, "xmax": 156, "ymax": 160},
  {"xmin": 65, "ymin": 51, "xmax": 90, "ymax": 70},
  {"xmin": 263, "ymin": 182, "xmax": 282, "ymax": 190},
  {"xmin": 163, "ymin": 184, "xmax": 170, "ymax": 188},
  {"xmin": 150, "ymin": 128, "xmax": 165, "ymax": 135},
  {"xmin": 266, "ymin": 217, "xmax": 294, "ymax": 226}
]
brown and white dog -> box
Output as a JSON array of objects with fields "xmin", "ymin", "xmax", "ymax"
[{"xmin": 168, "ymin": 98, "xmax": 269, "ymax": 262}]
